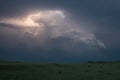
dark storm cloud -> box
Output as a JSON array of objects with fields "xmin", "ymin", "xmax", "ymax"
[{"xmin": 0, "ymin": 0, "xmax": 120, "ymax": 62}]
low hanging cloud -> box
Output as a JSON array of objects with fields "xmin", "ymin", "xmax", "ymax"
[{"xmin": 0, "ymin": 10, "xmax": 106, "ymax": 48}]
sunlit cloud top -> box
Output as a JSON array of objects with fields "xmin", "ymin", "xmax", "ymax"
[{"xmin": 0, "ymin": 10, "xmax": 65, "ymax": 27}]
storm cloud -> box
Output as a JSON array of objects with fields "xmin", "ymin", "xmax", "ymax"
[
  {"xmin": 0, "ymin": 9, "xmax": 106, "ymax": 48},
  {"xmin": 0, "ymin": 0, "xmax": 120, "ymax": 63}
]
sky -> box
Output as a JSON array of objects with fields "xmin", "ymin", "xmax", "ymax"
[{"xmin": 0, "ymin": 0, "xmax": 120, "ymax": 63}]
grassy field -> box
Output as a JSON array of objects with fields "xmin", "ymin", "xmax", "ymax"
[{"xmin": 0, "ymin": 61, "xmax": 120, "ymax": 80}]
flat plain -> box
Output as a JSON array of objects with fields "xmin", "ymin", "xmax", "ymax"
[{"xmin": 0, "ymin": 61, "xmax": 120, "ymax": 80}]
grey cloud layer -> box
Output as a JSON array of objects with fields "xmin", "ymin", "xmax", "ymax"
[{"xmin": 0, "ymin": 0, "xmax": 120, "ymax": 62}]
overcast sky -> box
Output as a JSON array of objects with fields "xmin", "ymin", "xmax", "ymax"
[{"xmin": 0, "ymin": 0, "xmax": 120, "ymax": 63}]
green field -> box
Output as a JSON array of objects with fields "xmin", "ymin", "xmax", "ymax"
[{"xmin": 0, "ymin": 61, "xmax": 120, "ymax": 80}]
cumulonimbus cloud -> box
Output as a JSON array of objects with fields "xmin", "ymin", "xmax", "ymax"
[{"xmin": 0, "ymin": 10, "xmax": 106, "ymax": 48}]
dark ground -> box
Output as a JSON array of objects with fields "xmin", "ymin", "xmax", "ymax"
[{"xmin": 0, "ymin": 61, "xmax": 120, "ymax": 80}]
